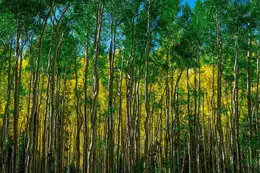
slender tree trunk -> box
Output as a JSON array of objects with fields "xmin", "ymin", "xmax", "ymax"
[
  {"xmin": 55, "ymin": 33, "xmax": 64, "ymax": 173},
  {"xmin": 126, "ymin": 60, "xmax": 133, "ymax": 173},
  {"xmin": 187, "ymin": 69, "xmax": 193, "ymax": 173},
  {"xmin": 0, "ymin": 60, "xmax": 3, "ymax": 171},
  {"xmin": 144, "ymin": 0, "xmax": 151, "ymax": 172},
  {"xmin": 88, "ymin": 2, "xmax": 103, "ymax": 173},
  {"xmin": 42, "ymin": 72, "xmax": 51, "ymax": 173},
  {"xmin": 194, "ymin": 64, "xmax": 198, "ymax": 173},
  {"xmin": 256, "ymin": 49, "xmax": 259, "ymax": 172},
  {"xmin": 48, "ymin": 26, "xmax": 59, "ymax": 173},
  {"xmin": 173, "ymin": 70, "xmax": 183, "ymax": 173},
  {"xmin": 75, "ymin": 55, "xmax": 81, "ymax": 173},
  {"xmin": 197, "ymin": 55, "xmax": 202, "ymax": 173},
  {"xmin": 135, "ymin": 76, "xmax": 141, "ymax": 171},
  {"xmin": 202, "ymin": 94, "xmax": 208, "ymax": 173},
  {"xmin": 165, "ymin": 51, "xmax": 170, "ymax": 173},
  {"xmin": 232, "ymin": 38, "xmax": 240, "ymax": 173},
  {"xmin": 210, "ymin": 66, "xmax": 217, "ymax": 173},
  {"xmin": 13, "ymin": 25, "xmax": 21, "ymax": 173},
  {"xmin": 25, "ymin": 45, "xmax": 34, "ymax": 173},
  {"xmin": 116, "ymin": 52, "xmax": 124, "ymax": 173},
  {"xmin": 41, "ymin": 27, "xmax": 53, "ymax": 173},
  {"xmin": 83, "ymin": 43, "xmax": 89, "ymax": 173},
  {"xmin": 247, "ymin": 35, "xmax": 254, "ymax": 173},
  {"xmin": 108, "ymin": 17, "xmax": 116, "ymax": 173},
  {"xmin": 216, "ymin": 10, "xmax": 227, "ymax": 173},
  {"xmin": 60, "ymin": 76, "xmax": 66, "ymax": 173}
]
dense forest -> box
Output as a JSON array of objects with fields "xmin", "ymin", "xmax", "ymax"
[{"xmin": 0, "ymin": 0, "xmax": 259, "ymax": 172}]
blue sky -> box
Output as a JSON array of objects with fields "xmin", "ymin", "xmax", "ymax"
[{"xmin": 188, "ymin": 0, "xmax": 196, "ymax": 8}]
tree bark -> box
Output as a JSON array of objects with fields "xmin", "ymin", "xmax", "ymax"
[
  {"xmin": 173, "ymin": 70, "xmax": 183, "ymax": 173},
  {"xmin": 144, "ymin": 0, "xmax": 151, "ymax": 172},
  {"xmin": 88, "ymin": 2, "xmax": 103, "ymax": 173},
  {"xmin": 116, "ymin": 52, "xmax": 124, "ymax": 173},
  {"xmin": 216, "ymin": 10, "xmax": 227, "ymax": 173},
  {"xmin": 13, "ymin": 24, "xmax": 21, "ymax": 173},
  {"xmin": 232, "ymin": 38, "xmax": 240, "ymax": 173},
  {"xmin": 75, "ymin": 55, "xmax": 81, "ymax": 173},
  {"xmin": 107, "ymin": 16, "xmax": 116, "ymax": 173},
  {"xmin": 83, "ymin": 43, "xmax": 89, "ymax": 173}
]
